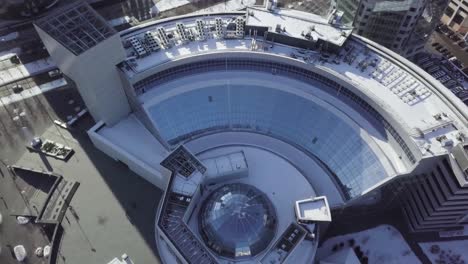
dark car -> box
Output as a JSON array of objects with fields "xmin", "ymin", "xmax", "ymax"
[
  {"xmin": 450, "ymin": 35, "xmax": 461, "ymax": 42},
  {"xmin": 12, "ymin": 84, "xmax": 23, "ymax": 94}
]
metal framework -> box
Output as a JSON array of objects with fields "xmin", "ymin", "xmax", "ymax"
[
  {"xmin": 35, "ymin": 2, "xmax": 115, "ymax": 56},
  {"xmin": 160, "ymin": 145, "xmax": 206, "ymax": 177}
]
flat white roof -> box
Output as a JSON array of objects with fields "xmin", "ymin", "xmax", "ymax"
[
  {"xmin": 296, "ymin": 196, "xmax": 332, "ymax": 222},
  {"xmin": 119, "ymin": 12, "xmax": 468, "ymax": 159},
  {"xmin": 186, "ymin": 146, "xmax": 318, "ymax": 263},
  {"xmin": 97, "ymin": 114, "xmax": 168, "ymax": 176},
  {"xmin": 202, "ymin": 151, "xmax": 248, "ymax": 178},
  {"xmin": 245, "ymin": 7, "xmax": 352, "ymax": 46},
  {"xmin": 171, "ymin": 171, "xmax": 203, "ymax": 196}
]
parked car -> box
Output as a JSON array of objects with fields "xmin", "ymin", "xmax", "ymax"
[
  {"xmin": 450, "ymin": 35, "xmax": 461, "ymax": 42},
  {"xmin": 48, "ymin": 69, "xmax": 61, "ymax": 78},
  {"xmin": 12, "ymin": 84, "xmax": 23, "ymax": 93}
]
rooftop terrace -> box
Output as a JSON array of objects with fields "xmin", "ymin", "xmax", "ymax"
[
  {"xmin": 117, "ymin": 9, "xmax": 468, "ymax": 160},
  {"xmin": 245, "ymin": 7, "xmax": 352, "ymax": 46}
]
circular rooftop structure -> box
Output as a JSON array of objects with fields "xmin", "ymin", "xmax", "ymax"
[{"xmin": 199, "ymin": 183, "xmax": 277, "ymax": 260}]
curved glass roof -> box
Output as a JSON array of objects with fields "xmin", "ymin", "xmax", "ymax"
[
  {"xmin": 149, "ymin": 82, "xmax": 388, "ymax": 198},
  {"xmin": 199, "ymin": 183, "xmax": 277, "ymax": 260}
]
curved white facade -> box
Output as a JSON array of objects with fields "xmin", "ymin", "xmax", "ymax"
[{"xmin": 36, "ymin": 4, "xmax": 468, "ymax": 264}]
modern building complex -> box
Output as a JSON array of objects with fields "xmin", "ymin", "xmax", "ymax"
[
  {"xmin": 340, "ymin": 0, "xmax": 449, "ymax": 57},
  {"xmin": 441, "ymin": 0, "xmax": 468, "ymax": 34},
  {"xmin": 35, "ymin": 2, "xmax": 468, "ymax": 263}
]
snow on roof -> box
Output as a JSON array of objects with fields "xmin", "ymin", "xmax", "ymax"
[
  {"xmin": 202, "ymin": 151, "xmax": 248, "ymax": 177},
  {"xmin": 295, "ymin": 196, "xmax": 332, "ymax": 222},
  {"xmin": 317, "ymin": 225, "xmax": 421, "ymax": 263},
  {"xmin": 150, "ymin": 0, "xmax": 190, "ymax": 14},
  {"xmin": 97, "ymin": 114, "xmax": 168, "ymax": 173},
  {"xmin": 107, "ymin": 258, "xmax": 126, "ymax": 264},
  {"xmin": 118, "ymin": 12, "xmax": 468, "ymax": 159},
  {"xmin": 171, "ymin": 171, "xmax": 203, "ymax": 196},
  {"xmin": 123, "ymin": 38, "xmax": 252, "ymax": 74},
  {"xmin": 107, "ymin": 16, "xmax": 131, "ymax": 27},
  {"xmin": 449, "ymin": 144, "xmax": 468, "ymax": 187},
  {"xmin": 245, "ymin": 7, "xmax": 352, "ymax": 46},
  {"xmin": 373, "ymin": 0, "xmax": 413, "ymax": 12},
  {"xmin": 320, "ymin": 248, "xmax": 361, "ymax": 264}
]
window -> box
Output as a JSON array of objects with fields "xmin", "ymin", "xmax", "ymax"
[
  {"xmin": 136, "ymin": 58, "xmax": 417, "ymax": 170},
  {"xmin": 453, "ymin": 14, "xmax": 464, "ymax": 24},
  {"xmin": 445, "ymin": 6, "xmax": 455, "ymax": 17},
  {"xmin": 410, "ymin": 7, "xmax": 416, "ymax": 12}
]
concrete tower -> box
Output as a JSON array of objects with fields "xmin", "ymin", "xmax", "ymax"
[{"xmin": 34, "ymin": 2, "xmax": 130, "ymax": 125}]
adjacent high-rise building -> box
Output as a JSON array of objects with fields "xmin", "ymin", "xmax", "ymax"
[
  {"xmin": 441, "ymin": 0, "xmax": 468, "ymax": 34},
  {"xmin": 339, "ymin": 0, "xmax": 449, "ymax": 57}
]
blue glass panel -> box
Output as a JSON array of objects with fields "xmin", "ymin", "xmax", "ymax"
[
  {"xmin": 199, "ymin": 183, "xmax": 276, "ymax": 259},
  {"xmin": 149, "ymin": 84, "xmax": 388, "ymax": 198}
]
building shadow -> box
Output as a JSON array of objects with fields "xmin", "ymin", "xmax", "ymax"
[{"xmin": 46, "ymin": 109, "xmax": 164, "ymax": 260}]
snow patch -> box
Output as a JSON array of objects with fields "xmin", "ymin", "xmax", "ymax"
[
  {"xmin": 317, "ymin": 225, "xmax": 421, "ymax": 264},
  {"xmin": 420, "ymin": 240, "xmax": 468, "ymax": 264}
]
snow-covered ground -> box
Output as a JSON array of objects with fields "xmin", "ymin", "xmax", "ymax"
[
  {"xmin": 0, "ymin": 78, "xmax": 67, "ymax": 106},
  {"xmin": 317, "ymin": 225, "xmax": 421, "ymax": 264},
  {"xmin": 0, "ymin": 57, "xmax": 56, "ymax": 86},
  {"xmin": 420, "ymin": 240, "xmax": 468, "ymax": 264},
  {"xmin": 0, "ymin": 31, "xmax": 18, "ymax": 42},
  {"xmin": 0, "ymin": 48, "xmax": 21, "ymax": 61}
]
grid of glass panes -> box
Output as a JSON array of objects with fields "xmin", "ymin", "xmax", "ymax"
[
  {"xmin": 134, "ymin": 58, "xmax": 416, "ymax": 164},
  {"xmin": 150, "ymin": 84, "xmax": 388, "ymax": 198}
]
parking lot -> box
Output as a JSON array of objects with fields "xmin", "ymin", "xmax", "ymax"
[{"xmin": 427, "ymin": 25, "xmax": 468, "ymax": 67}]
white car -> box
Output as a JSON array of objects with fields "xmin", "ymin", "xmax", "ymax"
[
  {"xmin": 14, "ymin": 245, "xmax": 27, "ymax": 262},
  {"xmin": 48, "ymin": 69, "xmax": 61, "ymax": 78}
]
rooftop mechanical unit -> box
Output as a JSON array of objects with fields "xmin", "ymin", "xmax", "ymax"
[
  {"xmin": 295, "ymin": 196, "xmax": 332, "ymax": 224},
  {"xmin": 156, "ymin": 27, "xmax": 171, "ymax": 47},
  {"xmin": 144, "ymin": 31, "xmax": 161, "ymax": 52},
  {"xmin": 129, "ymin": 36, "xmax": 147, "ymax": 57},
  {"xmin": 215, "ymin": 18, "xmax": 224, "ymax": 38},
  {"xmin": 176, "ymin": 23, "xmax": 189, "ymax": 41},
  {"xmin": 196, "ymin": 19, "xmax": 207, "ymax": 40}
]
